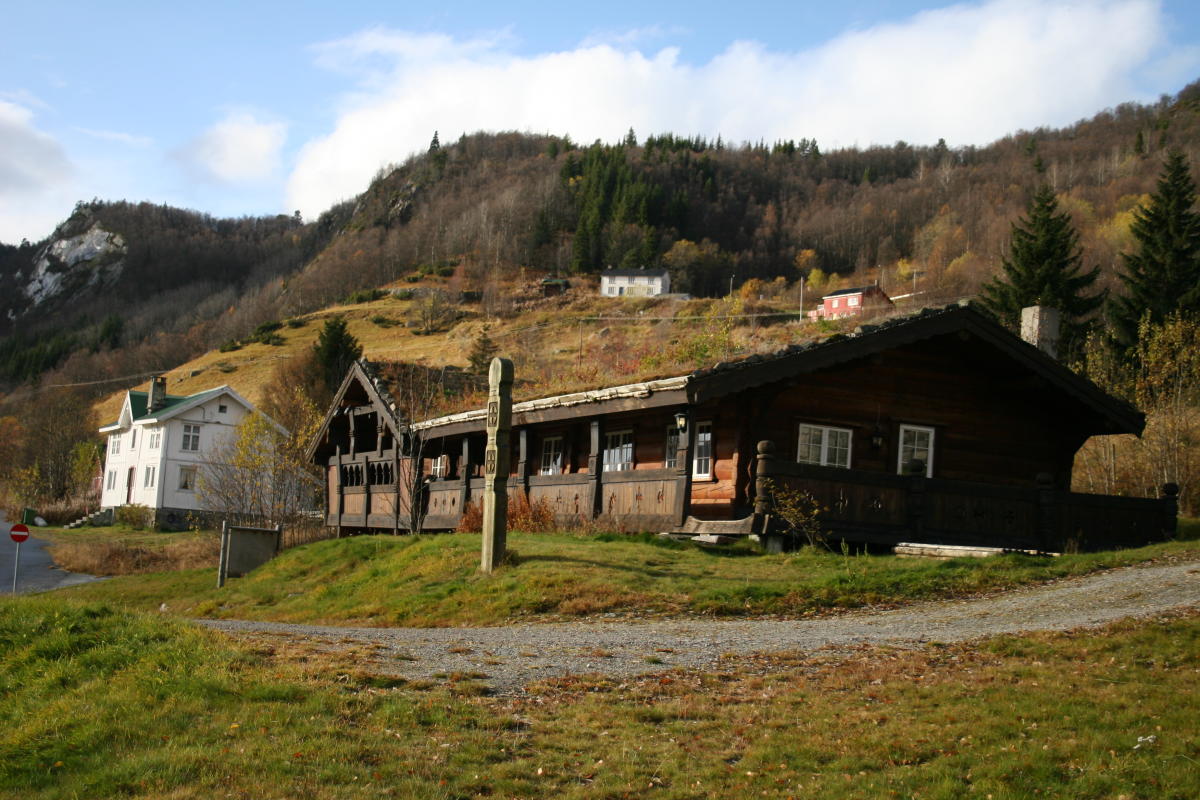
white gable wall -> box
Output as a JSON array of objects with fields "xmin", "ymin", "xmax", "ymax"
[{"xmin": 100, "ymin": 389, "xmax": 253, "ymax": 514}]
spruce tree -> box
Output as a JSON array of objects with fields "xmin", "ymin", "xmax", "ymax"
[
  {"xmin": 467, "ymin": 325, "xmax": 498, "ymax": 375},
  {"xmin": 1109, "ymin": 151, "xmax": 1200, "ymax": 349},
  {"xmin": 979, "ymin": 184, "xmax": 1104, "ymax": 360},
  {"xmin": 312, "ymin": 316, "xmax": 362, "ymax": 393}
]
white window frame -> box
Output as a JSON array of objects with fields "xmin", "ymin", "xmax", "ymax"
[
  {"xmin": 430, "ymin": 454, "xmax": 448, "ymax": 479},
  {"xmin": 831, "ymin": 298, "xmax": 840, "ymax": 308},
  {"xmin": 109, "ymin": 435, "xmax": 120, "ymax": 456},
  {"xmin": 848, "ymin": 295, "xmax": 860, "ymax": 306},
  {"xmin": 218, "ymin": 404, "xmax": 228, "ymax": 414},
  {"xmin": 796, "ymin": 424, "xmax": 852, "ymax": 469},
  {"xmin": 148, "ymin": 428, "xmax": 161, "ymax": 449},
  {"xmin": 539, "ymin": 436, "xmax": 564, "ymax": 475},
  {"xmin": 106, "ymin": 471, "xmax": 116, "ymax": 490},
  {"xmin": 143, "ymin": 465, "xmax": 156, "ymax": 488},
  {"xmin": 178, "ymin": 465, "xmax": 197, "ymax": 491},
  {"xmin": 181, "ymin": 423, "xmax": 201, "ymax": 452},
  {"xmin": 130, "ymin": 428, "xmax": 137, "ymax": 449},
  {"xmin": 664, "ymin": 426, "xmax": 680, "ymax": 469},
  {"xmin": 692, "ymin": 421, "xmax": 713, "ymax": 479},
  {"xmin": 897, "ymin": 424, "xmax": 935, "ymax": 477},
  {"xmin": 603, "ymin": 430, "xmax": 634, "ymax": 472}
]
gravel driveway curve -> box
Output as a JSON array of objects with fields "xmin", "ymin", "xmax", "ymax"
[{"xmin": 199, "ymin": 559, "xmax": 1200, "ymax": 695}]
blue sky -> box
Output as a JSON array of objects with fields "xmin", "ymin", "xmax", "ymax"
[{"xmin": 3, "ymin": 0, "xmax": 1199, "ymax": 244}]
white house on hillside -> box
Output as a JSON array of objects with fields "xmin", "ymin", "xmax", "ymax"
[
  {"xmin": 98, "ymin": 377, "xmax": 271, "ymax": 528},
  {"xmin": 600, "ymin": 267, "xmax": 671, "ymax": 297}
]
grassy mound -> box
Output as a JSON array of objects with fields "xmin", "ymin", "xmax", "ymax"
[{"xmin": 55, "ymin": 528, "xmax": 1199, "ymax": 627}]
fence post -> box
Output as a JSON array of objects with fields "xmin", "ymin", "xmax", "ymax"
[
  {"xmin": 588, "ymin": 419, "xmax": 604, "ymax": 519},
  {"xmin": 217, "ymin": 519, "xmax": 229, "ymax": 588},
  {"xmin": 1163, "ymin": 483, "xmax": 1180, "ymax": 538}
]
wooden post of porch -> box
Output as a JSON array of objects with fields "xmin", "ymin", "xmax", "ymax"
[
  {"xmin": 516, "ymin": 428, "xmax": 530, "ymax": 500},
  {"xmin": 459, "ymin": 437, "xmax": 472, "ymax": 519},
  {"xmin": 335, "ymin": 445, "xmax": 344, "ymax": 539},
  {"xmin": 588, "ymin": 419, "xmax": 604, "ymax": 520},
  {"xmin": 674, "ymin": 410, "xmax": 694, "ymax": 526}
]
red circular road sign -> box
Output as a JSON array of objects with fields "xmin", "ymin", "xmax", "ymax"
[{"xmin": 9, "ymin": 524, "xmax": 29, "ymax": 544}]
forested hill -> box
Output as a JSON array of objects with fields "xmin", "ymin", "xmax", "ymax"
[{"xmin": 3, "ymin": 78, "xmax": 1200, "ymax": 402}]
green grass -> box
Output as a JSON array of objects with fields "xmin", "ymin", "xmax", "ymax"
[
  {"xmin": 1, "ymin": 596, "xmax": 1196, "ymax": 799},
  {"xmin": 53, "ymin": 527, "xmax": 1200, "ymax": 627}
]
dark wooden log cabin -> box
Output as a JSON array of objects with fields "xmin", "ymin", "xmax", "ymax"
[{"xmin": 307, "ymin": 304, "xmax": 1178, "ymax": 551}]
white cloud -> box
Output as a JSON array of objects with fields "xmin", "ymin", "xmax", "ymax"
[
  {"xmin": 180, "ymin": 111, "xmax": 287, "ymax": 184},
  {"xmin": 0, "ymin": 100, "xmax": 76, "ymax": 243},
  {"xmin": 75, "ymin": 127, "xmax": 154, "ymax": 148},
  {"xmin": 287, "ymin": 0, "xmax": 1183, "ymax": 220}
]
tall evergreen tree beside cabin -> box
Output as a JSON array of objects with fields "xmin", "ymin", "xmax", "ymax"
[
  {"xmin": 467, "ymin": 325, "xmax": 498, "ymax": 375},
  {"xmin": 979, "ymin": 184, "xmax": 1104, "ymax": 360},
  {"xmin": 313, "ymin": 316, "xmax": 362, "ymax": 395},
  {"xmin": 1109, "ymin": 151, "xmax": 1200, "ymax": 350}
]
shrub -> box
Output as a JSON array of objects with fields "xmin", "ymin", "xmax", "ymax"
[
  {"xmin": 510, "ymin": 494, "xmax": 555, "ymax": 532},
  {"xmin": 393, "ymin": 289, "xmax": 415, "ymax": 300},
  {"xmin": 219, "ymin": 340, "xmax": 242, "ymax": 353},
  {"xmin": 761, "ymin": 479, "xmax": 827, "ymax": 547},
  {"xmin": 114, "ymin": 503, "xmax": 155, "ymax": 530},
  {"xmin": 345, "ymin": 288, "xmax": 388, "ymax": 304},
  {"xmin": 284, "ymin": 317, "xmax": 306, "ymax": 328},
  {"xmin": 456, "ymin": 501, "xmax": 482, "ymax": 533},
  {"xmin": 371, "ymin": 315, "xmax": 399, "ymax": 328}
]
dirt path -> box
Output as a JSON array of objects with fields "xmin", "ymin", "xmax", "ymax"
[{"xmin": 199, "ymin": 558, "xmax": 1200, "ymax": 695}]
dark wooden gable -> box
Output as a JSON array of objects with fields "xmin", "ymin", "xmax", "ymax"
[{"xmin": 306, "ymin": 361, "xmax": 404, "ymax": 464}]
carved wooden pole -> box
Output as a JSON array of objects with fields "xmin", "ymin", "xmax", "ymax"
[{"xmin": 481, "ymin": 357, "xmax": 514, "ymax": 574}]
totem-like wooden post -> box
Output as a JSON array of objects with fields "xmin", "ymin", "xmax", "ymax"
[{"xmin": 481, "ymin": 357, "xmax": 514, "ymax": 574}]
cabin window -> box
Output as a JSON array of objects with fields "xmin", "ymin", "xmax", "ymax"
[
  {"xmin": 218, "ymin": 404, "xmax": 228, "ymax": 414},
  {"xmin": 897, "ymin": 425, "xmax": 935, "ymax": 477},
  {"xmin": 178, "ymin": 466, "xmax": 197, "ymax": 491},
  {"xmin": 181, "ymin": 424, "xmax": 201, "ymax": 452},
  {"xmin": 540, "ymin": 436, "xmax": 564, "ymax": 475},
  {"xmin": 148, "ymin": 428, "xmax": 161, "ymax": 449},
  {"xmin": 143, "ymin": 466, "xmax": 156, "ymax": 488},
  {"xmin": 603, "ymin": 430, "xmax": 634, "ymax": 472},
  {"xmin": 130, "ymin": 429, "xmax": 137, "ymax": 449},
  {"xmin": 664, "ymin": 426, "xmax": 680, "ymax": 469},
  {"xmin": 109, "ymin": 435, "xmax": 120, "ymax": 456},
  {"xmin": 831, "ymin": 298, "xmax": 840, "ymax": 308},
  {"xmin": 797, "ymin": 424, "xmax": 852, "ymax": 468},
  {"xmin": 430, "ymin": 454, "xmax": 448, "ymax": 479},
  {"xmin": 693, "ymin": 421, "xmax": 713, "ymax": 478},
  {"xmin": 106, "ymin": 471, "xmax": 116, "ymax": 490}
]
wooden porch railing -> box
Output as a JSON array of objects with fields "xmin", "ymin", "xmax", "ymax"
[{"xmin": 753, "ymin": 440, "xmax": 1178, "ymax": 552}]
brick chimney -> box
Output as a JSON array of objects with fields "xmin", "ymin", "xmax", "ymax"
[
  {"xmin": 148, "ymin": 376, "xmax": 168, "ymax": 413},
  {"xmin": 1020, "ymin": 306, "xmax": 1060, "ymax": 359}
]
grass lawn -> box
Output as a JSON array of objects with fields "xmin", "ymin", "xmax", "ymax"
[
  {"xmin": 35, "ymin": 525, "xmax": 220, "ymax": 576},
  {"xmin": 1, "ymin": 595, "xmax": 1196, "ymax": 799},
  {"xmin": 53, "ymin": 523, "xmax": 1200, "ymax": 627}
]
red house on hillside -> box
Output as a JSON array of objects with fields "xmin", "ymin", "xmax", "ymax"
[{"xmin": 809, "ymin": 285, "xmax": 893, "ymax": 320}]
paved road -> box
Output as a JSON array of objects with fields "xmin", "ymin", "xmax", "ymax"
[
  {"xmin": 202, "ymin": 556, "xmax": 1200, "ymax": 695},
  {"xmin": 0, "ymin": 510, "xmax": 101, "ymax": 595}
]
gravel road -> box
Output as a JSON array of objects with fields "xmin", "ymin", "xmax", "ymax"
[{"xmin": 199, "ymin": 558, "xmax": 1200, "ymax": 695}]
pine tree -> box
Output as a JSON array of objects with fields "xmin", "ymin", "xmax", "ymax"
[
  {"xmin": 312, "ymin": 316, "xmax": 362, "ymax": 393},
  {"xmin": 979, "ymin": 184, "xmax": 1104, "ymax": 360},
  {"xmin": 1109, "ymin": 151, "xmax": 1200, "ymax": 349},
  {"xmin": 467, "ymin": 325, "xmax": 498, "ymax": 375}
]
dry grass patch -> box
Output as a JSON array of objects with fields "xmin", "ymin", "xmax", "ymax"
[{"xmin": 46, "ymin": 530, "xmax": 220, "ymax": 575}]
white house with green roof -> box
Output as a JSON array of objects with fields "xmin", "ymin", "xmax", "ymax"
[{"xmin": 98, "ymin": 376, "xmax": 264, "ymax": 527}]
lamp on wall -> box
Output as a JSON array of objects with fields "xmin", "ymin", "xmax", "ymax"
[
  {"xmin": 674, "ymin": 411, "xmax": 688, "ymax": 434},
  {"xmin": 870, "ymin": 426, "xmax": 885, "ymax": 450}
]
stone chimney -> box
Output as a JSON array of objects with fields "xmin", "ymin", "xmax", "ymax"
[
  {"xmin": 148, "ymin": 376, "xmax": 168, "ymax": 413},
  {"xmin": 1020, "ymin": 306, "xmax": 1060, "ymax": 359}
]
